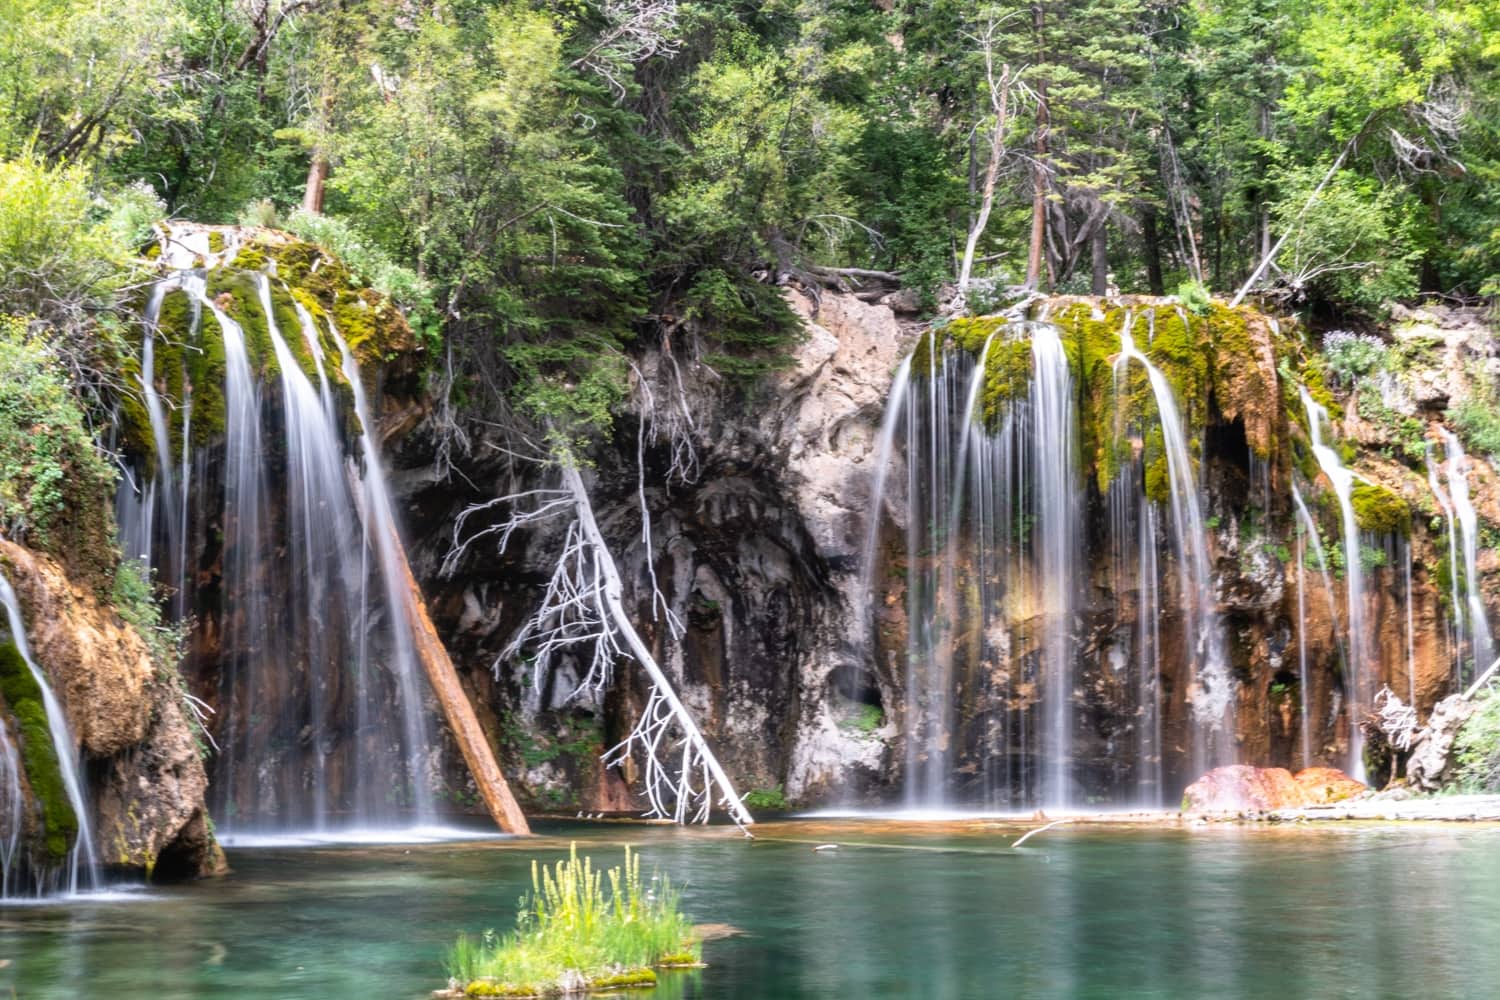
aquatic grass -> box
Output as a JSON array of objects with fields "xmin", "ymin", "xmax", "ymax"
[{"xmin": 446, "ymin": 844, "xmax": 700, "ymax": 997}]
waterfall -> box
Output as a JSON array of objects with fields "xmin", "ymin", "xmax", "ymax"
[
  {"xmin": 1295, "ymin": 528, "xmax": 1312, "ymax": 769},
  {"xmin": 0, "ymin": 573, "xmax": 98, "ymax": 896},
  {"xmin": 1426, "ymin": 444, "xmax": 1464, "ymax": 679},
  {"xmin": 1136, "ymin": 502, "xmax": 1164, "ymax": 800},
  {"xmin": 1114, "ymin": 313, "xmax": 1231, "ymax": 774},
  {"xmin": 120, "ymin": 247, "xmax": 446, "ymax": 835},
  {"xmin": 0, "ymin": 715, "xmax": 23, "ymax": 895},
  {"xmin": 1440, "ymin": 430, "xmax": 1494, "ymax": 683},
  {"xmin": 1404, "ymin": 542, "xmax": 1416, "ymax": 707},
  {"xmin": 1031, "ymin": 324, "xmax": 1079, "ymax": 808},
  {"xmin": 329, "ymin": 319, "xmax": 438, "ymax": 825},
  {"xmin": 1298, "ymin": 389, "xmax": 1367, "ymax": 777}
]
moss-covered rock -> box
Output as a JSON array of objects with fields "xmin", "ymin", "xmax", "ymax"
[
  {"xmin": 1350, "ymin": 480, "xmax": 1411, "ymax": 536},
  {"xmin": 0, "ymin": 640, "xmax": 78, "ymax": 862}
]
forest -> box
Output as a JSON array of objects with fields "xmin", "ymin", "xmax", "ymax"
[{"xmin": 4, "ymin": 0, "xmax": 1497, "ymax": 437}]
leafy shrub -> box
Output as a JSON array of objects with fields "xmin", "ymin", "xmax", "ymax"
[
  {"xmin": 1321, "ymin": 330, "xmax": 1387, "ymax": 388},
  {"xmin": 0, "ymin": 154, "xmax": 135, "ymax": 326},
  {"xmin": 446, "ymin": 844, "xmax": 698, "ymax": 996},
  {"xmin": 1452, "ymin": 394, "xmax": 1500, "ymax": 462},
  {"xmin": 0, "ymin": 316, "xmax": 117, "ymax": 588},
  {"xmin": 1176, "ymin": 280, "xmax": 1212, "ymax": 316},
  {"xmin": 742, "ymin": 784, "xmax": 789, "ymax": 811},
  {"xmin": 1453, "ymin": 692, "xmax": 1500, "ymax": 792}
]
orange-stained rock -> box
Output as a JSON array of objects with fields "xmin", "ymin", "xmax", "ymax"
[{"xmin": 1181, "ymin": 764, "xmax": 1366, "ymax": 813}]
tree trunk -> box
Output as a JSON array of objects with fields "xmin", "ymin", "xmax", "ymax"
[
  {"xmin": 958, "ymin": 60, "xmax": 1010, "ymax": 292},
  {"xmin": 1025, "ymin": 100, "xmax": 1049, "ymax": 290},
  {"xmin": 392, "ymin": 521, "xmax": 531, "ymax": 835},
  {"xmin": 301, "ymin": 156, "xmax": 328, "ymax": 216},
  {"xmin": 1142, "ymin": 207, "xmax": 1165, "ymax": 294},
  {"xmin": 1090, "ymin": 222, "xmax": 1108, "ymax": 295},
  {"xmin": 1024, "ymin": 4, "xmax": 1048, "ymax": 291}
]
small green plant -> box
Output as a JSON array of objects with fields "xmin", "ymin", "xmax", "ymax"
[
  {"xmin": 742, "ymin": 785, "xmax": 789, "ymax": 811},
  {"xmin": 446, "ymin": 844, "xmax": 699, "ymax": 997},
  {"xmin": 1321, "ymin": 330, "xmax": 1387, "ymax": 388},
  {"xmin": 839, "ymin": 703, "xmax": 885, "ymax": 737},
  {"xmin": 1175, "ymin": 280, "xmax": 1211, "ymax": 316}
]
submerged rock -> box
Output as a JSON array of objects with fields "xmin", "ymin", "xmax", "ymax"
[{"xmin": 1181, "ymin": 765, "xmax": 1366, "ymax": 814}]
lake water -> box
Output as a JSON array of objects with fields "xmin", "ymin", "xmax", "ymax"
[{"xmin": 4, "ymin": 818, "xmax": 1499, "ymax": 998}]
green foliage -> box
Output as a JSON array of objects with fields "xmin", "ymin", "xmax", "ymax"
[
  {"xmin": 1321, "ymin": 331, "xmax": 1387, "ymax": 388},
  {"xmin": 1453, "ymin": 691, "xmax": 1500, "ymax": 792},
  {"xmin": 0, "ymin": 316, "xmax": 117, "ymax": 588},
  {"xmin": 839, "ymin": 703, "xmax": 885, "ymax": 737},
  {"xmin": 1453, "ymin": 394, "xmax": 1500, "ymax": 462},
  {"xmin": 446, "ymin": 844, "xmax": 698, "ymax": 996},
  {"xmin": 1176, "ymin": 281, "xmax": 1212, "ymax": 316},
  {"xmin": 742, "ymin": 785, "xmax": 790, "ymax": 811},
  {"xmin": 0, "ymin": 155, "xmax": 139, "ymax": 325},
  {"xmin": 0, "ymin": 639, "xmax": 78, "ymax": 861}
]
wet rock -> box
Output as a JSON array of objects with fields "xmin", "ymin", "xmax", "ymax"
[
  {"xmin": 0, "ymin": 540, "xmax": 223, "ymax": 879},
  {"xmin": 0, "ymin": 541, "xmax": 152, "ymax": 756},
  {"xmin": 1182, "ymin": 764, "xmax": 1366, "ymax": 813}
]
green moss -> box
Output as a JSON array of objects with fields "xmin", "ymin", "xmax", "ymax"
[
  {"xmin": 1052, "ymin": 303, "xmax": 1125, "ymax": 492},
  {"xmin": 946, "ymin": 315, "xmax": 1009, "ymax": 354},
  {"xmin": 206, "ymin": 231, "xmax": 226, "ymax": 254},
  {"xmin": 980, "ymin": 337, "xmax": 1032, "ymax": 425},
  {"xmin": 908, "ymin": 326, "xmax": 942, "ymax": 379},
  {"xmin": 187, "ymin": 309, "xmax": 227, "ymax": 444},
  {"xmin": 0, "ymin": 641, "xmax": 78, "ymax": 862},
  {"xmin": 594, "ymin": 969, "xmax": 658, "ymax": 988},
  {"xmin": 1299, "ymin": 360, "xmax": 1343, "ymax": 421},
  {"xmin": 655, "ymin": 953, "xmax": 701, "ymax": 968},
  {"xmin": 1350, "ymin": 481, "xmax": 1411, "ymax": 536}
]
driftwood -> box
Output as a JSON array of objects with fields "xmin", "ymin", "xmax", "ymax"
[{"xmin": 394, "ymin": 521, "xmax": 531, "ymax": 834}]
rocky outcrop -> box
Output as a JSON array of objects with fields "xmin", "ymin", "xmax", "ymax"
[
  {"xmin": 0, "ymin": 540, "xmax": 224, "ymax": 879},
  {"xmin": 1182, "ymin": 765, "xmax": 1366, "ymax": 814}
]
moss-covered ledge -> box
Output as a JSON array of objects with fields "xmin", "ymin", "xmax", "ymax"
[{"xmin": 0, "ymin": 639, "xmax": 77, "ymax": 863}]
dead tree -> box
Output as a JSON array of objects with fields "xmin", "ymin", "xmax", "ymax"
[
  {"xmin": 957, "ymin": 17, "xmax": 1021, "ymax": 296},
  {"xmin": 443, "ymin": 438, "xmax": 753, "ymax": 829}
]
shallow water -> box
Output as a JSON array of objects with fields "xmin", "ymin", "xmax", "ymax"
[{"xmin": 3, "ymin": 818, "xmax": 1499, "ymax": 998}]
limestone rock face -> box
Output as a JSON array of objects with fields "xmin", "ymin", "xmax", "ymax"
[
  {"xmin": 0, "ymin": 540, "xmax": 223, "ymax": 878},
  {"xmin": 1182, "ymin": 765, "xmax": 1366, "ymax": 814},
  {"xmin": 0, "ymin": 541, "xmax": 153, "ymax": 756}
]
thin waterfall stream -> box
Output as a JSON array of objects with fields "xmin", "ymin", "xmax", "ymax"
[{"xmin": 0, "ymin": 573, "xmax": 98, "ymax": 896}]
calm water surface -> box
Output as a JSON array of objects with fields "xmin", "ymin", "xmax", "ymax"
[{"xmin": 3, "ymin": 818, "xmax": 1499, "ymax": 998}]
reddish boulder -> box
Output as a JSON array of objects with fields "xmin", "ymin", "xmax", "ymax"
[{"xmin": 1181, "ymin": 765, "xmax": 1366, "ymax": 813}]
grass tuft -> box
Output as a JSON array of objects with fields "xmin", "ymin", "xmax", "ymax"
[{"xmin": 446, "ymin": 844, "xmax": 700, "ymax": 997}]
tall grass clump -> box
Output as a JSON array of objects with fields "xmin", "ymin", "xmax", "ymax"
[{"xmin": 446, "ymin": 844, "xmax": 700, "ymax": 997}]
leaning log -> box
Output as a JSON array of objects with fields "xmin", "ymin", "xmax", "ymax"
[{"xmin": 390, "ymin": 521, "xmax": 532, "ymax": 835}]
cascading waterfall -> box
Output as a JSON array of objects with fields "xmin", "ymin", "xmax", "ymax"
[
  {"xmin": 0, "ymin": 573, "xmax": 98, "ymax": 896},
  {"xmin": 1426, "ymin": 445, "xmax": 1465, "ymax": 678},
  {"xmin": 1114, "ymin": 313, "xmax": 1232, "ymax": 775},
  {"xmin": 1299, "ymin": 388, "xmax": 1368, "ymax": 776},
  {"xmin": 119, "ymin": 239, "xmax": 442, "ymax": 834},
  {"xmin": 1030, "ymin": 324, "xmax": 1079, "ymax": 807},
  {"xmin": 329, "ymin": 318, "xmax": 437, "ymax": 824},
  {"xmin": 0, "ymin": 715, "xmax": 24, "ymax": 896},
  {"xmin": 1440, "ymin": 429, "xmax": 1495, "ymax": 682}
]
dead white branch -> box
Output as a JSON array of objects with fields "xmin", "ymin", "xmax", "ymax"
[{"xmin": 445, "ymin": 458, "xmax": 752, "ymax": 829}]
